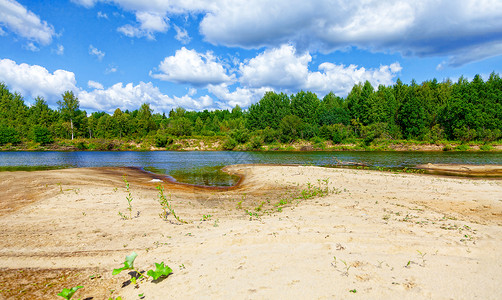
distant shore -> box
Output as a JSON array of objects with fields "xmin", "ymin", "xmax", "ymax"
[{"xmin": 1, "ymin": 137, "xmax": 501, "ymax": 152}]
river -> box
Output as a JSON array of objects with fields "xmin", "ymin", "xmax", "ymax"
[{"xmin": 1, "ymin": 151, "xmax": 501, "ymax": 186}]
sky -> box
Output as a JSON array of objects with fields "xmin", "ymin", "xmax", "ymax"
[{"xmin": 0, "ymin": 0, "xmax": 501, "ymax": 114}]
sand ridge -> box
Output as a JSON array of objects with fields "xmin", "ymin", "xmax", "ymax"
[{"xmin": 0, "ymin": 165, "xmax": 501, "ymax": 299}]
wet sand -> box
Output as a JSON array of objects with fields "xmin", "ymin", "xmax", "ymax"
[{"xmin": 0, "ymin": 165, "xmax": 501, "ymax": 299}]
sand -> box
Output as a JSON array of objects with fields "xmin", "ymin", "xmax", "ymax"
[{"xmin": 0, "ymin": 165, "xmax": 501, "ymax": 299}]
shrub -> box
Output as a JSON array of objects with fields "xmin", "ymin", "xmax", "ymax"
[
  {"xmin": 229, "ymin": 129, "xmax": 249, "ymax": 144},
  {"xmin": 0, "ymin": 126, "xmax": 20, "ymax": 145},
  {"xmin": 249, "ymin": 135, "xmax": 264, "ymax": 149},
  {"xmin": 31, "ymin": 125, "xmax": 54, "ymax": 145},
  {"xmin": 155, "ymin": 131, "xmax": 174, "ymax": 147},
  {"xmin": 222, "ymin": 138, "xmax": 237, "ymax": 150}
]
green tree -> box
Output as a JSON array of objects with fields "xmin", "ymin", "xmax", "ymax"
[
  {"xmin": 279, "ymin": 115, "xmax": 303, "ymax": 142},
  {"xmin": 247, "ymin": 92, "xmax": 290, "ymax": 130},
  {"xmin": 57, "ymin": 91, "xmax": 80, "ymax": 140}
]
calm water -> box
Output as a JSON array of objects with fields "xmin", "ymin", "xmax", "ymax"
[{"xmin": 0, "ymin": 151, "xmax": 501, "ymax": 186}]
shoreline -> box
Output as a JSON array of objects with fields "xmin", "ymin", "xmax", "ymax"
[{"xmin": 1, "ymin": 138, "xmax": 501, "ymax": 152}]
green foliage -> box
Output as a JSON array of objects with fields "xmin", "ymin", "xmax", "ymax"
[
  {"xmin": 119, "ymin": 175, "xmax": 134, "ymax": 220},
  {"xmin": 222, "ymin": 137, "xmax": 237, "ymax": 150},
  {"xmin": 0, "ymin": 73, "xmax": 501, "ymax": 149},
  {"xmin": 154, "ymin": 131, "xmax": 173, "ymax": 147},
  {"xmin": 112, "ymin": 251, "xmax": 138, "ymax": 275},
  {"xmin": 31, "ymin": 125, "xmax": 54, "ymax": 145},
  {"xmin": 147, "ymin": 262, "xmax": 173, "ymax": 280},
  {"xmin": 279, "ymin": 115, "xmax": 303, "ymax": 143},
  {"xmin": 113, "ymin": 252, "xmax": 173, "ymax": 287},
  {"xmin": 57, "ymin": 285, "xmax": 83, "ymax": 300},
  {"xmin": 0, "ymin": 126, "xmax": 20, "ymax": 145},
  {"xmin": 157, "ymin": 185, "xmax": 186, "ymax": 223}
]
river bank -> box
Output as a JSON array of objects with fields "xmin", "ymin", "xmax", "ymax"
[
  {"xmin": 0, "ymin": 165, "xmax": 501, "ymax": 299},
  {"xmin": 1, "ymin": 137, "xmax": 501, "ymax": 152}
]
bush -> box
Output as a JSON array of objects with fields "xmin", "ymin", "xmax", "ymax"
[
  {"xmin": 249, "ymin": 135, "xmax": 264, "ymax": 149},
  {"xmin": 31, "ymin": 125, "xmax": 54, "ymax": 145},
  {"xmin": 453, "ymin": 126, "xmax": 476, "ymax": 143},
  {"xmin": 279, "ymin": 115, "xmax": 303, "ymax": 143},
  {"xmin": 222, "ymin": 138, "xmax": 237, "ymax": 150},
  {"xmin": 319, "ymin": 124, "xmax": 350, "ymax": 144},
  {"xmin": 0, "ymin": 126, "xmax": 20, "ymax": 145},
  {"xmin": 154, "ymin": 131, "xmax": 174, "ymax": 147},
  {"xmin": 229, "ymin": 129, "xmax": 249, "ymax": 144}
]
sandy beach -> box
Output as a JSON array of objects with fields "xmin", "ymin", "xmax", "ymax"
[{"xmin": 0, "ymin": 165, "xmax": 501, "ymax": 299}]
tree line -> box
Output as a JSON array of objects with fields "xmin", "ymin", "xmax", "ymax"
[{"xmin": 0, "ymin": 72, "xmax": 501, "ymax": 149}]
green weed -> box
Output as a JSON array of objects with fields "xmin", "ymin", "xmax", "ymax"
[
  {"xmin": 57, "ymin": 285, "xmax": 83, "ymax": 300},
  {"xmin": 113, "ymin": 252, "xmax": 173, "ymax": 284},
  {"xmin": 201, "ymin": 214, "xmax": 212, "ymax": 221},
  {"xmin": 118, "ymin": 175, "xmax": 134, "ymax": 220},
  {"xmin": 156, "ymin": 185, "xmax": 187, "ymax": 224}
]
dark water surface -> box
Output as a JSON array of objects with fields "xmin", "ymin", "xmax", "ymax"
[{"xmin": 0, "ymin": 151, "xmax": 501, "ymax": 186}]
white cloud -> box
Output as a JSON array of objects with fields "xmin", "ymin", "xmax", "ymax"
[
  {"xmin": 105, "ymin": 65, "xmax": 118, "ymax": 74},
  {"xmin": 118, "ymin": 11, "xmax": 168, "ymax": 39},
  {"xmin": 54, "ymin": 44, "xmax": 64, "ymax": 55},
  {"xmin": 89, "ymin": 45, "xmax": 105, "ymax": 60},
  {"xmin": 239, "ymin": 44, "xmax": 401, "ymax": 96},
  {"xmin": 307, "ymin": 62, "xmax": 402, "ymax": 96},
  {"xmin": 208, "ymin": 83, "xmax": 271, "ymax": 109},
  {"xmin": 79, "ymin": 81, "xmax": 219, "ymax": 112},
  {"xmin": 0, "ymin": 0, "xmax": 55, "ymax": 45},
  {"xmin": 97, "ymin": 11, "xmax": 108, "ymax": 19},
  {"xmin": 151, "ymin": 47, "xmax": 233, "ymax": 86},
  {"xmin": 70, "ymin": 0, "xmax": 97, "ymax": 8},
  {"xmin": 174, "ymin": 24, "xmax": 190, "ymax": 44},
  {"xmin": 88, "ymin": 80, "xmax": 103, "ymax": 90},
  {"xmin": 240, "ymin": 44, "xmax": 310, "ymax": 89},
  {"xmin": 0, "ymin": 58, "xmax": 77, "ymax": 103},
  {"xmin": 73, "ymin": 0, "xmax": 502, "ymax": 66},
  {"xmin": 24, "ymin": 41, "xmax": 39, "ymax": 52}
]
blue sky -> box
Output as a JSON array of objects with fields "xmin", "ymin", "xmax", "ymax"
[{"xmin": 0, "ymin": 0, "xmax": 501, "ymax": 113}]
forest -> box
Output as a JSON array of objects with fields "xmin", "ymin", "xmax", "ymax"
[{"xmin": 0, "ymin": 72, "xmax": 501, "ymax": 150}]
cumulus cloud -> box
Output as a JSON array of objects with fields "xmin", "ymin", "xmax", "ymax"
[
  {"xmin": 239, "ymin": 44, "xmax": 401, "ymax": 96},
  {"xmin": 151, "ymin": 47, "xmax": 233, "ymax": 86},
  {"xmin": 89, "ymin": 45, "xmax": 105, "ymax": 60},
  {"xmin": 87, "ymin": 80, "xmax": 103, "ymax": 90},
  {"xmin": 79, "ymin": 81, "xmax": 219, "ymax": 112},
  {"xmin": 240, "ymin": 45, "xmax": 311, "ymax": 89},
  {"xmin": 208, "ymin": 83, "xmax": 271, "ymax": 109},
  {"xmin": 0, "ymin": 0, "xmax": 55, "ymax": 45},
  {"xmin": 72, "ymin": 0, "xmax": 502, "ymax": 66},
  {"xmin": 0, "ymin": 58, "xmax": 77, "ymax": 103}
]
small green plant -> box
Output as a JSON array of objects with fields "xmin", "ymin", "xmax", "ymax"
[
  {"xmin": 156, "ymin": 185, "xmax": 187, "ymax": 224},
  {"xmin": 147, "ymin": 262, "xmax": 173, "ymax": 280},
  {"xmin": 340, "ymin": 259, "xmax": 351, "ymax": 276},
  {"xmin": 119, "ymin": 175, "xmax": 134, "ymax": 220},
  {"xmin": 113, "ymin": 252, "xmax": 173, "ymax": 284},
  {"xmin": 57, "ymin": 285, "xmax": 83, "ymax": 300},
  {"xmin": 417, "ymin": 250, "xmax": 427, "ymax": 266},
  {"xmin": 349, "ymin": 289, "xmax": 357, "ymax": 293},
  {"xmin": 201, "ymin": 214, "xmax": 212, "ymax": 221},
  {"xmin": 405, "ymin": 260, "xmax": 412, "ymax": 268}
]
